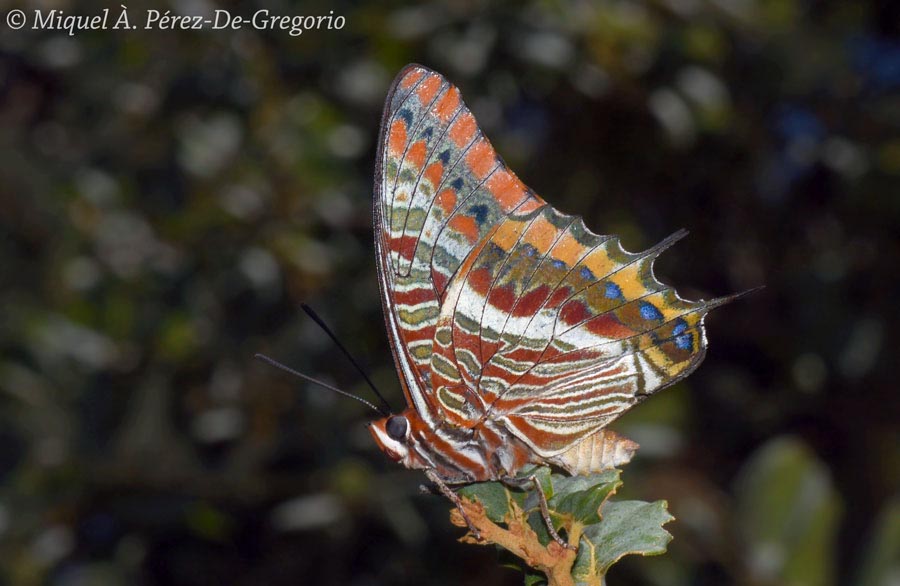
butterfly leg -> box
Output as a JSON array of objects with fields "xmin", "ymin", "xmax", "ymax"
[
  {"xmin": 424, "ymin": 468, "xmax": 482, "ymax": 540},
  {"xmin": 502, "ymin": 475, "xmax": 577, "ymax": 551}
]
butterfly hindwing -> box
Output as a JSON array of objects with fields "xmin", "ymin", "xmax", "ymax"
[{"xmin": 435, "ymin": 207, "xmax": 712, "ymax": 455}]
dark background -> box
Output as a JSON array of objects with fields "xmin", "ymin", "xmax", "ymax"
[{"xmin": 1, "ymin": 1, "xmax": 898, "ymax": 585}]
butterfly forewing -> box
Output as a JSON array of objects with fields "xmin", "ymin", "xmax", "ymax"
[
  {"xmin": 376, "ymin": 64, "xmax": 714, "ymax": 468},
  {"xmin": 375, "ymin": 65, "xmax": 543, "ymax": 424}
]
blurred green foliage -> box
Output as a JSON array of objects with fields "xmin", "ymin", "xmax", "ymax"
[
  {"xmin": 734, "ymin": 438, "xmax": 841, "ymax": 586},
  {"xmin": 1, "ymin": 0, "xmax": 898, "ymax": 585}
]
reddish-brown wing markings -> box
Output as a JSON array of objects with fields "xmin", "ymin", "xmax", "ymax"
[
  {"xmin": 475, "ymin": 211, "xmax": 580, "ymax": 370},
  {"xmin": 386, "ymin": 79, "xmax": 448, "ymax": 256},
  {"xmin": 477, "ymin": 222, "xmax": 611, "ymax": 381},
  {"xmin": 491, "ymin": 235, "xmax": 688, "ymax": 387},
  {"xmin": 380, "ymin": 71, "xmax": 426, "ymax": 230},
  {"xmin": 432, "ymin": 197, "xmax": 545, "ymax": 402},
  {"xmin": 446, "ymin": 203, "xmax": 547, "ymax": 391},
  {"xmin": 550, "ymin": 230, "xmax": 688, "ymax": 336},
  {"xmin": 416, "ymin": 130, "xmax": 493, "ymax": 279},
  {"xmin": 425, "ymin": 153, "xmax": 504, "ymax": 289},
  {"xmin": 395, "ymin": 92, "xmax": 466, "ymax": 278},
  {"xmin": 466, "ymin": 238, "xmax": 702, "ymax": 426}
]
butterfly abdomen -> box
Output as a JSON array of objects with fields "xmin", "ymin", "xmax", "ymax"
[{"xmin": 548, "ymin": 429, "xmax": 639, "ymax": 475}]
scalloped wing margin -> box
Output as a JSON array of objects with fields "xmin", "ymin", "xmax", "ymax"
[{"xmin": 432, "ymin": 204, "xmax": 714, "ymax": 456}]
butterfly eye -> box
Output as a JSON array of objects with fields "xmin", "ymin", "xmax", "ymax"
[{"xmin": 386, "ymin": 415, "xmax": 408, "ymax": 441}]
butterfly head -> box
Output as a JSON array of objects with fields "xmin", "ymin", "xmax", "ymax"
[{"xmin": 369, "ymin": 410, "xmax": 427, "ymax": 468}]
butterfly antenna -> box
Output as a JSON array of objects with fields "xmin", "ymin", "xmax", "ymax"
[
  {"xmin": 300, "ymin": 303, "xmax": 394, "ymax": 415},
  {"xmin": 254, "ymin": 353, "xmax": 388, "ymax": 416}
]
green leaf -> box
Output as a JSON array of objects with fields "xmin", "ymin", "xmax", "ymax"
[
  {"xmin": 526, "ymin": 509, "xmax": 554, "ymax": 546},
  {"xmin": 734, "ymin": 437, "xmax": 842, "ymax": 586},
  {"xmin": 573, "ymin": 500, "xmax": 674, "ymax": 580},
  {"xmin": 853, "ymin": 497, "xmax": 900, "ymax": 586},
  {"xmin": 458, "ymin": 480, "xmax": 513, "ymax": 523},
  {"xmin": 530, "ymin": 466, "xmax": 554, "ymax": 494},
  {"xmin": 498, "ymin": 553, "xmax": 547, "ymax": 586},
  {"xmin": 549, "ymin": 469, "xmax": 620, "ymax": 497},
  {"xmin": 524, "ymin": 572, "xmax": 547, "ymax": 586},
  {"xmin": 550, "ymin": 470, "xmax": 621, "ymax": 525},
  {"xmin": 519, "ymin": 466, "xmax": 555, "ymax": 512}
]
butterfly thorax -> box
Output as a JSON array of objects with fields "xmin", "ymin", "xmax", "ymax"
[{"xmin": 369, "ymin": 408, "xmax": 534, "ymax": 481}]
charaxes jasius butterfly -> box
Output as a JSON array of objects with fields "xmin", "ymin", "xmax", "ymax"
[{"xmin": 299, "ymin": 64, "xmax": 740, "ymax": 542}]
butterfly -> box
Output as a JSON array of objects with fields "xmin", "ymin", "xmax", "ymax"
[{"xmin": 364, "ymin": 64, "xmax": 735, "ymax": 537}]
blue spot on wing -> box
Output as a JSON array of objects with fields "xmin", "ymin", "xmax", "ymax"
[
  {"xmin": 451, "ymin": 178, "xmax": 464, "ymax": 190},
  {"xmin": 421, "ymin": 127, "xmax": 434, "ymax": 138},
  {"xmin": 552, "ymin": 259, "xmax": 566, "ymax": 269},
  {"xmin": 439, "ymin": 150, "xmax": 451, "ymax": 164},
  {"xmin": 605, "ymin": 282, "xmax": 622, "ymax": 299},
  {"xmin": 671, "ymin": 318, "xmax": 692, "ymax": 349},
  {"xmin": 397, "ymin": 109, "xmax": 413, "ymax": 126},
  {"xmin": 640, "ymin": 302, "xmax": 663, "ymax": 321},
  {"xmin": 580, "ymin": 267, "xmax": 594, "ymax": 281},
  {"xmin": 469, "ymin": 204, "xmax": 489, "ymax": 225}
]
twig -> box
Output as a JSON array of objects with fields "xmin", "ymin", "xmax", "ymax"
[{"xmin": 450, "ymin": 495, "xmax": 581, "ymax": 586}]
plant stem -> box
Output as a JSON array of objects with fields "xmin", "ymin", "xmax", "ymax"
[{"xmin": 452, "ymin": 497, "xmax": 579, "ymax": 585}]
